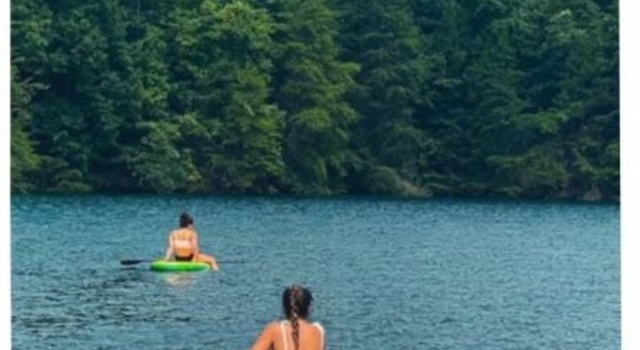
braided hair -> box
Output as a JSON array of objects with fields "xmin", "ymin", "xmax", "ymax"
[{"xmin": 282, "ymin": 285, "xmax": 313, "ymax": 350}]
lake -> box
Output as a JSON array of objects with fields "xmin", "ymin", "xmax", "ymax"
[{"xmin": 11, "ymin": 195, "xmax": 620, "ymax": 349}]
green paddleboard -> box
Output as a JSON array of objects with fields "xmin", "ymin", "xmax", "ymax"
[{"xmin": 150, "ymin": 260, "xmax": 210, "ymax": 272}]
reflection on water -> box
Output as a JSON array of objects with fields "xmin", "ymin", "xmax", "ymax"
[{"xmin": 156, "ymin": 272, "xmax": 201, "ymax": 287}]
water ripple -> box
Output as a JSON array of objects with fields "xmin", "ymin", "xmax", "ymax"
[{"xmin": 12, "ymin": 195, "xmax": 619, "ymax": 350}]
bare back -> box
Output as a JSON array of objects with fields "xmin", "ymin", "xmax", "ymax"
[
  {"xmin": 250, "ymin": 320, "xmax": 324, "ymax": 350},
  {"xmin": 170, "ymin": 228, "xmax": 197, "ymax": 258}
]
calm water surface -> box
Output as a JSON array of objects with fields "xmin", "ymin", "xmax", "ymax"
[{"xmin": 11, "ymin": 195, "xmax": 620, "ymax": 349}]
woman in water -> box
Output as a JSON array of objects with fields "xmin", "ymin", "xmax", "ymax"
[
  {"xmin": 249, "ymin": 284, "xmax": 325, "ymax": 350},
  {"xmin": 164, "ymin": 212, "xmax": 219, "ymax": 271}
]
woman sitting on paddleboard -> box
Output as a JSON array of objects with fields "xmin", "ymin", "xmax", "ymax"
[
  {"xmin": 164, "ymin": 212, "xmax": 219, "ymax": 271},
  {"xmin": 250, "ymin": 284, "xmax": 325, "ymax": 350}
]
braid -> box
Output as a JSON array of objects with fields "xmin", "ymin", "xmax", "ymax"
[
  {"xmin": 283, "ymin": 284, "xmax": 313, "ymax": 350},
  {"xmin": 290, "ymin": 285, "xmax": 300, "ymax": 350}
]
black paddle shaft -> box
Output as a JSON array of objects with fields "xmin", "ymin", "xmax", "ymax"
[{"xmin": 120, "ymin": 259, "xmax": 245, "ymax": 265}]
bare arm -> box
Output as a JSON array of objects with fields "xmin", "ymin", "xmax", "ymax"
[
  {"xmin": 192, "ymin": 232, "xmax": 200, "ymax": 261},
  {"xmin": 249, "ymin": 323, "xmax": 275, "ymax": 350},
  {"xmin": 164, "ymin": 233, "xmax": 173, "ymax": 261},
  {"xmin": 210, "ymin": 255, "xmax": 219, "ymax": 271}
]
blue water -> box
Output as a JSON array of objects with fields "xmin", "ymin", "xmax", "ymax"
[{"xmin": 11, "ymin": 195, "xmax": 619, "ymax": 349}]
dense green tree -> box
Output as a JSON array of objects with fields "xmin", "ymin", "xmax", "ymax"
[
  {"xmin": 11, "ymin": 0, "xmax": 50, "ymax": 192},
  {"xmin": 163, "ymin": 0, "xmax": 284, "ymax": 193},
  {"xmin": 10, "ymin": 0, "xmax": 619, "ymax": 201},
  {"xmin": 333, "ymin": 0, "xmax": 442, "ymax": 196},
  {"xmin": 543, "ymin": 1, "xmax": 618, "ymax": 200},
  {"xmin": 11, "ymin": 65, "xmax": 43, "ymax": 192},
  {"xmin": 266, "ymin": 0, "xmax": 359, "ymax": 194}
]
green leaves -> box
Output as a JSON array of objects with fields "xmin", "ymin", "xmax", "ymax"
[
  {"xmin": 270, "ymin": 0, "xmax": 358, "ymax": 194},
  {"xmin": 10, "ymin": 0, "xmax": 618, "ymax": 200},
  {"xmin": 126, "ymin": 121, "xmax": 201, "ymax": 193}
]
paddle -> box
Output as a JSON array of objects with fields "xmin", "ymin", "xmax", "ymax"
[
  {"xmin": 120, "ymin": 259, "xmax": 245, "ymax": 265},
  {"xmin": 120, "ymin": 259, "xmax": 154, "ymax": 265}
]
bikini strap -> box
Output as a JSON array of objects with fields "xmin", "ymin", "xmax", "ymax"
[
  {"xmin": 280, "ymin": 321, "xmax": 289, "ymax": 350},
  {"xmin": 313, "ymin": 322, "xmax": 325, "ymax": 350}
]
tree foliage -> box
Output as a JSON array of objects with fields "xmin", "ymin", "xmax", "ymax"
[{"xmin": 11, "ymin": 0, "xmax": 619, "ymax": 201}]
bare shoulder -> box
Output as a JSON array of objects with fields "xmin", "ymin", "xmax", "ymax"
[
  {"xmin": 265, "ymin": 320, "xmax": 280, "ymax": 332},
  {"xmin": 312, "ymin": 322, "xmax": 325, "ymax": 332},
  {"xmin": 249, "ymin": 321, "xmax": 280, "ymax": 350},
  {"xmin": 171, "ymin": 228, "xmax": 194, "ymax": 235},
  {"xmin": 307, "ymin": 321, "xmax": 325, "ymax": 337}
]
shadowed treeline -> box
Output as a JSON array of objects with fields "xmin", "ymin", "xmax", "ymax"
[{"xmin": 11, "ymin": 0, "xmax": 618, "ymax": 201}]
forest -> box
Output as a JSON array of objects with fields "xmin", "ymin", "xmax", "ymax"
[{"xmin": 11, "ymin": 0, "xmax": 619, "ymax": 201}]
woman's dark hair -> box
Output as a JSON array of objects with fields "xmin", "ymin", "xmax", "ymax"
[
  {"xmin": 282, "ymin": 284, "xmax": 313, "ymax": 350},
  {"xmin": 179, "ymin": 212, "xmax": 194, "ymax": 228}
]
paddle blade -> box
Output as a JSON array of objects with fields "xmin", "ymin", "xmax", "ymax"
[
  {"xmin": 218, "ymin": 260, "xmax": 246, "ymax": 264},
  {"xmin": 120, "ymin": 259, "xmax": 150, "ymax": 265}
]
